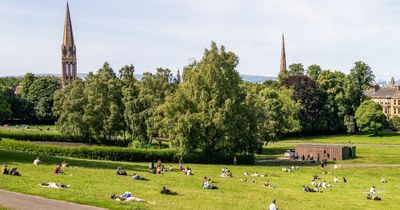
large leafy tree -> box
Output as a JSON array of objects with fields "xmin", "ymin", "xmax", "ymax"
[
  {"xmin": 83, "ymin": 63, "xmax": 125, "ymax": 139},
  {"xmin": 122, "ymin": 66, "xmax": 174, "ymax": 143},
  {"xmin": 53, "ymin": 80, "xmax": 89, "ymax": 137},
  {"xmin": 161, "ymin": 42, "xmax": 259, "ymax": 155},
  {"xmin": 0, "ymin": 90, "xmax": 12, "ymax": 123},
  {"xmin": 287, "ymin": 63, "xmax": 305, "ymax": 76},
  {"xmin": 317, "ymin": 70, "xmax": 347, "ymax": 132},
  {"xmin": 26, "ymin": 76, "xmax": 60, "ymax": 122},
  {"xmin": 355, "ymin": 100, "xmax": 386, "ymax": 135},
  {"xmin": 282, "ymin": 75, "xmax": 326, "ymax": 133}
]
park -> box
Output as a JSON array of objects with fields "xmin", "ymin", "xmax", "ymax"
[{"xmin": 2, "ymin": 1, "xmax": 400, "ymax": 210}]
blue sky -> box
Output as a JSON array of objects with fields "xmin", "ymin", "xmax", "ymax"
[{"xmin": 0, "ymin": 0, "xmax": 399, "ymax": 80}]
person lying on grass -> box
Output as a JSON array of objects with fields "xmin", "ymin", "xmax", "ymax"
[
  {"xmin": 53, "ymin": 165, "xmax": 63, "ymax": 175},
  {"xmin": 263, "ymin": 180, "xmax": 275, "ymax": 188},
  {"xmin": 220, "ymin": 168, "xmax": 233, "ymax": 178},
  {"xmin": 184, "ymin": 167, "xmax": 193, "ymax": 175},
  {"xmin": 160, "ymin": 186, "xmax": 178, "ymax": 195},
  {"xmin": 132, "ymin": 173, "xmax": 149, "ymax": 181},
  {"xmin": 116, "ymin": 167, "xmax": 127, "ymax": 176},
  {"xmin": 203, "ymin": 179, "xmax": 218, "ymax": 189},
  {"xmin": 111, "ymin": 192, "xmax": 155, "ymax": 204},
  {"xmin": 40, "ymin": 182, "xmax": 69, "ymax": 188},
  {"xmin": 8, "ymin": 167, "xmax": 21, "ymax": 176},
  {"xmin": 381, "ymin": 177, "xmax": 387, "ymax": 183},
  {"xmin": 240, "ymin": 178, "xmax": 257, "ymax": 183}
]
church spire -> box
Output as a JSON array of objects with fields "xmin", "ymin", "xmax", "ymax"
[
  {"xmin": 280, "ymin": 33, "xmax": 287, "ymax": 72},
  {"xmin": 61, "ymin": 2, "xmax": 77, "ymax": 87}
]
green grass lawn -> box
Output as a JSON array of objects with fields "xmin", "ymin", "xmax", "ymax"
[
  {"xmin": 1, "ymin": 150, "xmax": 399, "ymax": 210},
  {"xmin": 1, "ymin": 124, "xmax": 58, "ymax": 132}
]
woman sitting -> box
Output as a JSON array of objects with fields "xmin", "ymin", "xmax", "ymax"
[
  {"xmin": 53, "ymin": 165, "xmax": 63, "ymax": 175},
  {"xmin": 116, "ymin": 167, "xmax": 127, "ymax": 176},
  {"xmin": 160, "ymin": 186, "xmax": 178, "ymax": 195},
  {"xmin": 263, "ymin": 180, "xmax": 275, "ymax": 188},
  {"xmin": 61, "ymin": 161, "xmax": 69, "ymax": 168},
  {"xmin": 1, "ymin": 164, "xmax": 8, "ymax": 175},
  {"xmin": 203, "ymin": 180, "xmax": 218, "ymax": 189}
]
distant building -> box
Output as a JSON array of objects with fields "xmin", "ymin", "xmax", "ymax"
[
  {"xmin": 61, "ymin": 2, "xmax": 77, "ymax": 86},
  {"xmin": 365, "ymin": 77, "xmax": 400, "ymax": 118}
]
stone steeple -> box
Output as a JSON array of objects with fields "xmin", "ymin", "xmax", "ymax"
[
  {"xmin": 176, "ymin": 69, "xmax": 181, "ymax": 83},
  {"xmin": 280, "ymin": 33, "xmax": 287, "ymax": 72},
  {"xmin": 389, "ymin": 77, "xmax": 396, "ymax": 86},
  {"xmin": 61, "ymin": 2, "xmax": 77, "ymax": 86}
]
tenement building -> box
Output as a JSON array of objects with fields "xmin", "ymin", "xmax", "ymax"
[{"xmin": 365, "ymin": 77, "xmax": 400, "ymax": 118}]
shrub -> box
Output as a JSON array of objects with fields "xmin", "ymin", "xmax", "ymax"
[
  {"xmin": 0, "ymin": 139, "xmax": 254, "ymax": 164},
  {"xmin": 0, "ymin": 129, "xmax": 130, "ymax": 146}
]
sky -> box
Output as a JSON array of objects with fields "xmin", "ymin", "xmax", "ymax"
[{"xmin": 0, "ymin": 0, "xmax": 400, "ymax": 80}]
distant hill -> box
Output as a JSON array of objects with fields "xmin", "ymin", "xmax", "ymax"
[{"xmin": 2, "ymin": 73, "xmax": 276, "ymax": 84}]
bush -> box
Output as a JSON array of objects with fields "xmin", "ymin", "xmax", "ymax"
[
  {"xmin": 389, "ymin": 116, "xmax": 400, "ymax": 131},
  {"xmin": 0, "ymin": 139, "xmax": 254, "ymax": 164},
  {"xmin": 0, "ymin": 129, "xmax": 130, "ymax": 146}
]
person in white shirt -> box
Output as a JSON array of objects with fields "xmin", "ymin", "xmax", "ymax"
[
  {"xmin": 333, "ymin": 177, "xmax": 339, "ymax": 183},
  {"xmin": 33, "ymin": 157, "xmax": 41, "ymax": 165},
  {"xmin": 269, "ymin": 199, "xmax": 277, "ymax": 210},
  {"xmin": 370, "ymin": 186, "xmax": 376, "ymax": 195}
]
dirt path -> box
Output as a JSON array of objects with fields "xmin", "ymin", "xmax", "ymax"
[{"xmin": 0, "ymin": 189, "xmax": 106, "ymax": 210}]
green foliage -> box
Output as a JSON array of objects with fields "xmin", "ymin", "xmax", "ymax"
[
  {"xmin": 161, "ymin": 42, "xmax": 259, "ymax": 155},
  {"xmin": 82, "ymin": 63, "xmax": 125, "ymax": 139},
  {"xmin": 0, "ymin": 129, "xmax": 130, "ymax": 146},
  {"xmin": 0, "ymin": 139, "xmax": 253, "ymax": 164},
  {"xmin": 389, "ymin": 116, "xmax": 400, "ymax": 131},
  {"xmin": 306, "ymin": 64, "xmax": 322, "ymax": 80},
  {"xmin": 25, "ymin": 76, "xmax": 60, "ymax": 122},
  {"xmin": 0, "ymin": 92, "xmax": 11, "ymax": 123},
  {"xmin": 344, "ymin": 115, "xmax": 356, "ymax": 134},
  {"xmin": 287, "ymin": 63, "xmax": 305, "ymax": 76},
  {"xmin": 355, "ymin": 100, "xmax": 386, "ymax": 135}
]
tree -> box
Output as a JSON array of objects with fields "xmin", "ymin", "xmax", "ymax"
[
  {"xmin": 344, "ymin": 61, "xmax": 375, "ymax": 116},
  {"xmin": 355, "ymin": 100, "xmax": 386, "ymax": 135},
  {"xmin": 26, "ymin": 76, "xmax": 60, "ymax": 122},
  {"xmin": 123, "ymin": 67, "xmax": 174, "ymax": 144},
  {"xmin": 306, "ymin": 64, "xmax": 322, "ymax": 80},
  {"xmin": 53, "ymin": 80, "xmax": 89, "ymax": 137},
  {"xmin": 287, "ymin": 63, "xmax": 305, "ymax": 76},
  {"xmin": 161, "ymin": 42, "xmax": 259, "ymax": 155},
  {"xmin": 0, "ymin": 91, "xmax": 11, "ymax": 123},
  {"xmin": 282, "ymin": 75, "xmax": 326, "ymax": 133},
  {"xmin": 19, "ymin": 73, "xmax": 36, "ymax": 97},
  {"xmin": 344, "ymin": 115, "xmax": 356, "ymax": 134},
  {"xmin": 389, "ymin": 116, "xmax": 400, "ymax": 131},
  {"xmin": 317, "ymin": 70, "xmax": 347, "ymax": 132},
  {"xmin": 83, "ymin": 62, "xmax": 125, "ymax": 139}
]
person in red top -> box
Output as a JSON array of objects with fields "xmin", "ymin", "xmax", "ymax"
[{"xmin": 53, "ymin": 164, "xmax": 63, "ymax": 175}]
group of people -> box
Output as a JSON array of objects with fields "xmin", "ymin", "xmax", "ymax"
[{"xmin": 1, "ymin": 164, "xmax": 20, "ymax": 176}]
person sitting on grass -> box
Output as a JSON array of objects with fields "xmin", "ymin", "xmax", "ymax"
[
  {"xmin": 33, "ymin": 157, "xmax": 42, "ymax": 165},
  {"xmin": 156, "ymin": 166, "xmax": 162, "ymax": 175},
  {"xmin": 132, "ymin": 173, "xmax": 148, "ymax": 181},
  {"xmin": 220, "ymin": 169, "xmax": 233, "ymax": 178},
  {"xmin": 313, "ymin": 186, "xmax": 323, "ymax": 193},
  {"xmin": 263, "ymin": 180, "xmax": 275, "ymax": 189},
  {"xmin": 367, "ymin": 194, "xmax": 373, "ymax": 200},
  {"xmin": 160, "ymin": 186, "xmax": 178, "ymax": 195},
  {"xmin": 53, "ymin": 165, "xmax": 63, "ymax": 175},
  {"xmin": 40, "ymin": 182, "xmax": 69, "ymax": 189},
  {"xmin": 203, "ymin": 178, "xmax": 218, "ymax": 189},
  {"xmin": 116, "ymin": 167, "xmax": 127, "ymax": 176},
  {"xmin": 111, "ymin": 192, "xmax": 155, "ymax": 204},
  {"xmin": 184, "ymin": 167, "xmax": 193, "ymax": 175},
  {"xmin": 1, "ymin": 164, "xmax": 8, "ymax": 175},
  {"xmin": 8, "ymin": 167, "xmax": 21, "ymax": 176},
  {"xmin": 169, "ymin": 165, "xmax": 174, "ymax": 172},
  {"xmin": 369, "ymin": 186, "xmax": 376, "ymax": 195},
  {"xmin": 333, "ymin": 177, "xmax": 339, "ymax": 183},
  {"xmin": 343, "ymin": 177, "xmax": 347, "ymax": 183},
  {"xmin": 61, "ymin": 161, "xmax": 69, "ymax": 168},
  {"xmin": 244, "ymin": 171, "xmax": 250, "ymax": 176}
]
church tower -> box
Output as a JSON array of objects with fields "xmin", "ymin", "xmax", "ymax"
[
  {"xmin": 280, "ymin": 33, "xmax": 287, "ymax": 72},
  {"xmin": 61, "ymin": 2, "xmax": 77, "ymax": 86}
]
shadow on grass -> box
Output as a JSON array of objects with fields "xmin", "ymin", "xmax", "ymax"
[{"xmin": 0, "ymin": 150, "xmax": 149, "ymax": 172}]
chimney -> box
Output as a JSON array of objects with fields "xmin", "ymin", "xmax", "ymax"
[{"xmin": 374, "ymin": 85, "xmax": 380, "ymax": 92}]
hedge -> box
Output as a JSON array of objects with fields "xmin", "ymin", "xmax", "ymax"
[
  {"xmin": 0, "ymin": 129, "xmax": 130, "ymax": 147},
  {"xmin": 0, "ymin": 139, "xmax": 254, "ymax": 164}
]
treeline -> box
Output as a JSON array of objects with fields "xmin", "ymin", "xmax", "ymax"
[
  {"xmin": 0, "ymin": 42, "xmax": 391, "ymax": 156},
  {"xmin": 0, "ymin": 73, "xmax": 60, "ymax": 123}
]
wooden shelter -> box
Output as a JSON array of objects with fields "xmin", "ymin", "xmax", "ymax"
[{"xmin": 295, "ymin": 144, "xmax": 356, "ymax": 161}]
